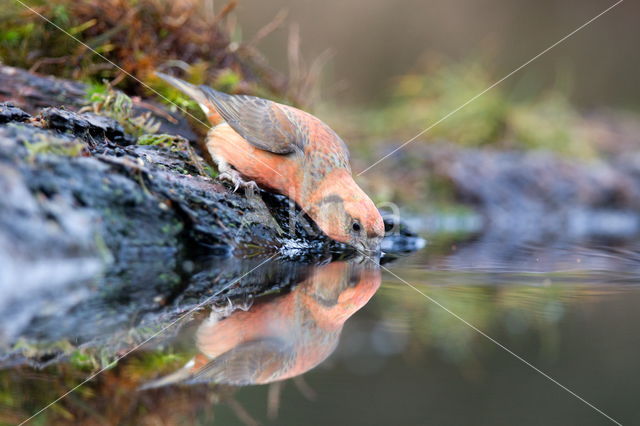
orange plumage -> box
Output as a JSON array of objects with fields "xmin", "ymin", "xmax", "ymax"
[
  {"xmin": 157, "ymin": 73, "xmax": 384, "ymax": 251},
  {"xmin": 141, "ymin": 260, "xmax": 381, "ymax": 388}
]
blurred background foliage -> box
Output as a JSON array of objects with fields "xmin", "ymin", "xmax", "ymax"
[
  {"xmin": 235, "ymin": 0, "xmax": 638, "ymax": 109},
  {"xmin": 324, "ymin": 57, "xmax": 600, "ymax": 161},
  {"xmin": 0, "ymin": 0, "xmax": 316, "ymax": 111}
]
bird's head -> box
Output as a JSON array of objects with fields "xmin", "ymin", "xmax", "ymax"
[{"xmin": 307, "ymin": 175, "xmax": 384, "ymax": 252}]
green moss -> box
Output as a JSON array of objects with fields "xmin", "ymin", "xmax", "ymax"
[
  {"xmin": 12, "ymin": 338, "xmax": 76, "ymax": 358},
  {"xmin": 51, "ymin": 4, "xmax": 71, "ymax": 26},
  {"xmin": 85, "ymin": 87, "xmax": 160, "ymax": 137},
  {"xmin": 23, "ymin": 134, "xmax": 85, "ymax": 159},
  {"xmin": 122, "ymin": 350, "xmax": 191, "ymax": 381},
  {"xmin": 0, "ymin": 23, "xmax": 35, "ymax": 45},
  {"xmin": 214, "ymin": 69, "xmax": 242, "ymax": 93},
  {"xmin": 137, "ymin": 132, "xmax": 219, "ymax": 180},
  {"xmin": 137, "ymin": 133, "xmax": 187, "ymax": 149},
  {"xmin": 203, "ymin": 164, "xmax": 218, "ymax": 179},
  {"xmin": 69, "ymin": 350, "xmax": 99, "ymax": 371},
  {"xmin": 84, "ymin": 81, "xmax": 110, "ymax": 101}
]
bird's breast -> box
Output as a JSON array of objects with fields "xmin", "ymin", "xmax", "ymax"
[{"xmin": 206, "ymin": 124, "xmax": 303, "ymax": 197}]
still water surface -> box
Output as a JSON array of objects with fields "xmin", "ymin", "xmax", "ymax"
[{"xmin": 3, "ymin": 235, "xmax": 640, "ymax": 425}]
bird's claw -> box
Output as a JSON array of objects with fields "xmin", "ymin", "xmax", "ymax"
[
  {"xmin": 219, "ymin": 170, "xmax": 259, "ymax": 195},
  {"xmin": 234, "ymin": 180, "xmax": 259, "ymax": 195},
  {"xmin": 211, "ymin": 297, "xmax": 235, "ymax": 320},
  {"xmin": 210, "ymin": 295, "xmax": 254, "ymax": 320}
]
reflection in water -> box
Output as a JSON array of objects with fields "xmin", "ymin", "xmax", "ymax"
[
  {"xmin": 4, "ymin": 239, "xmax": 640, "ymax": 425},
  {"xmin": 143, "ymin": 260, "xmax": 381, "ymax": 389}
]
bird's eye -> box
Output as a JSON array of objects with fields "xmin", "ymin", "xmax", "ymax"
[{"xmin": 352, "ymin": 221, "xmax": 361, "ymax": 233}]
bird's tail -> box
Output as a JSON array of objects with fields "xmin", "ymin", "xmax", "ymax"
[
  {"xmin": 138, "ymin": 358, "xmax": 196, "ymax": 391},
  {"xmin": 155, "ymin": 71, "xmax": 223, "ymax": 125}
]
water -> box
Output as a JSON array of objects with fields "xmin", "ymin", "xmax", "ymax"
[{"xmin": 2, "ymin": 235, "xmax": 640, "ymax": 425}]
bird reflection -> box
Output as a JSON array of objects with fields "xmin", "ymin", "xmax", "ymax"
[{"xmin": 143, "ymin": 260, "xmax": 381, "ymax": 388}]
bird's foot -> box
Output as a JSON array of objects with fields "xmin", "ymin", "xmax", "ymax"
[
  {"xmin": 210, "ymin": 297, "xmax": 236, "ymax": 320},
  {"xmin": 210, "ymin": 295, "xmax": 254, "ymax": 320},
  {"xmin": 219, "ymin": 169, "xmax": 259, "ymax": 194}
]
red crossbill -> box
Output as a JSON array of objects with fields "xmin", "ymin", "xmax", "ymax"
[
  {"xmin": 141, "ymin": 260, "xmax": 381, "ymax": 388},
  {"xmin": 156, "ymin": 73, "xmax": 384, "ymax": 251}
]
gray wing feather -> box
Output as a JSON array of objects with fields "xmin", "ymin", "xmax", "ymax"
[
  {"xmin": 200, "ymin": 87, "xmax": 302, "ymax": 155},
  {"xmin": 187, "ymin": 338, "xmax": 295, "ymax": 386}
]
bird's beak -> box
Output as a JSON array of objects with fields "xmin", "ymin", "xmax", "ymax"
[{"xmin": 357, "ymin": 237, "xmax": 382, "ymax": 255}]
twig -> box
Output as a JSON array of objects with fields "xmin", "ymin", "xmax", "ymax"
[
  {"xmin": 246, "ymin": 9, "xmax": 288, "ymax": 48},
  {"xmin": 226, "ymin": 397, "xmax": 260, "ymax": 426},
  {"xmin": 293, "ymin": 375, "xmax": 317, "ymax": 401},
  {"xmin": 266, "ymin": 381, "xmax": 283, "ymax": 419},
  {"xmin": 210, "ymin": 0, "xmax": 238, "ymax": 29},
  {"xmin": 28, "ymin": 56, "xmax": 71, "ymax": 73}
]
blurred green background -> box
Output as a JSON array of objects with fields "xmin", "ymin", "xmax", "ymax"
[{"xmin": 236, "ymin": 0, "xmax": 638, "ymax": 109}]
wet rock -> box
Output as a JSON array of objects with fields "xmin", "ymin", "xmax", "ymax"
[
  {"xmin": 380, "ymin": 210, "xmax": 426, "ymax": 254},
  {"xmin": 41, "ymin": 107, "xmax": 135, "ymax": 146},
  {"xmin": 389, "ymin": 143, "xmax": 640, "ymax": 240},
  {"xmin": 0, "ymin": 103, "xmax": 30, "ymax": 124}
]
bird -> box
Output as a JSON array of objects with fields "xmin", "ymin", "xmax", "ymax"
[
  {"xmin": 156, "ymin": 72, "xmax": 384, "ymax": 251},
  {"xmin": 140, "ymin": 260, "xmax": 381, "ymax": 388}
]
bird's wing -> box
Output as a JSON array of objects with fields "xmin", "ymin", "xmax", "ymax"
[
  {"xmin": 187, "ymin": 338, "xmax": 295, "ymax": 386},
  {"xmin": 155, "ymin": 73, "xmax": 348, "ymax": 158},
  {"xmin": 200, "ymin": 87, "xmax": 304, "ymax": 155}
]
